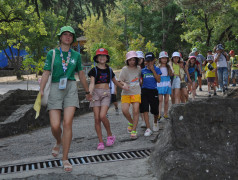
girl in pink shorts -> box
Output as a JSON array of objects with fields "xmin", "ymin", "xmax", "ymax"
[{"xmin": 88, "ymin": 48, "xmax": 128, "ymax": 150}]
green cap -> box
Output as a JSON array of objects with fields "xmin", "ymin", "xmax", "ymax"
[{"xmin": 57, "ymin": 26, "xmax": 76, "ymax": 43}]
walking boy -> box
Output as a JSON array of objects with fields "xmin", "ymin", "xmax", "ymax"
[
  {"xmin": 140, "ymin": 52, "xmax": 162, "ymax": 136},
  {"xmin": 204, "ymin": 55, "xmax": 217, "ymax": 97}
]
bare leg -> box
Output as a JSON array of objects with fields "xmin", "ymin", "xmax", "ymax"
[
  {"xmin": 99, "ymin": 106, "xmax": 113, "ymax": 137},
  {"xmin": 174, "ymin": 88, "xmax": 180, "ymax": 104},
  {"xmin": 154, "ymin": 114, "xmax": 158, "ymax": 123},
  {"xmin": 180, "ymin": 88, "xmax": 188, "ymax": 103},
  {"xmin": 164, "ymin": 94, "xmax": 169, "ymax": 116},
  {"xmin": 207, "ymin": 82, "xmax": 211, "ymax": 93},
  {"xmin": 113, "ymin": 102, "xmax": 118, "ymax": 109},
  {"xmin": 198, "ymin": 76, "xmax": 202, "ymax": 89},
  {"xmin": 93, "ymin": 106, "xmax": 103, "ymax": 142},
  {"xmin": 171, "ymin": 90, "xmax": 175, "ymax": 104},
  {"xmin": 49, "ymin": 109, "xmax": 62, "ymax": 145},
  {"xmin": 158, "ymin": 95, "xmax": 163, "ymax": 117},
  {"xmin": 192, "ymin": 82, "xmax": 196, "ymax": 100},
  {"xmin": 144, "ymin": 112, "xmax": 150, "ymax": 129},
  {"xmin": 131, "ymin": 102, "xmax": 140, "ymax": 132},
  {"xmin": 121, "ymin": 103, "xmax": 133, "ymax": 124},
  {"xmin": 62, "ymin": 106, "xmax": 76, "ymax": 161}
]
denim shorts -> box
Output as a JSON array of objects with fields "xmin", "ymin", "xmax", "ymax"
[
  {"xmin": 231, "ymin": 70, "xmax": 238, "ymax": 79},
  {"xmin": 172, "ymin": 76, "xmax": 181, "ymax": 89},
  {"xmin": 48, "ymin": 81, "xmax": 79, "ymax": 110}
]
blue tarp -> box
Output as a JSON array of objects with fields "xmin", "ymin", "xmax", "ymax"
[{"xmin": 0, "ymin": 46, "xmax": 28, "ymax": 68}]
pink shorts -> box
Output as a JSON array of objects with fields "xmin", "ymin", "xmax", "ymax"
[{"xmin": 90, "ymin": 88, "xmax": 111, "ymax": 107}]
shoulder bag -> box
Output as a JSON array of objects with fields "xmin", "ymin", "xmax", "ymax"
[{"xmin": 41, "ymin": 49, "xmax": 55, "ymax": 106}]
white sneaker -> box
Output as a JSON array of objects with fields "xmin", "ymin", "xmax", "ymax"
[
  {"xmin": 144, "ymin": 128, "xmax": 153, "ymax": 136},
  {"xmin": 140, "ymin": 121, "xmax": 146, "ymax": 128},
  {"xmin": 153, "ymin": 122, "xmax": 159, "ymax": 132}
]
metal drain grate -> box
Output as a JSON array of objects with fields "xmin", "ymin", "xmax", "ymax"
[{"xmin": 0, "ymin": 148, "xmax": 151, "ymax": 175}]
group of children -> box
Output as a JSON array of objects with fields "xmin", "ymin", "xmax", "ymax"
[{"xmin": 87, "ymin": 47, "xmax": 236, "ymax": 151}]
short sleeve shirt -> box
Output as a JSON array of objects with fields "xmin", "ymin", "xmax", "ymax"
[
  {"xmin": 196, "ymin": 54, "xmax": 205, "ymax": 70},
  {"xmin": 43, "ymin": 48, "xmax": 83, "ymax": 82},
  {"xmin": 141, "ymin": 65, "xmax": 162, "ymax": 89},
  {"xmin": 205, "ymin": 62, "xmax": 217, "ymax": 77},
  {"xmin": 119, "ymin": 66, "xmax": 141, "ymax": 95},
  {"xmin": 214, "ymin": 53, "xmax": 227, "ymax": 68},
  {"xmin": 230, "ymin": 55, "xmax": 238, "ymax": 70},
  {"xmin": 88, "ymin": 66, "xmax": 115, "ymax": 84}
]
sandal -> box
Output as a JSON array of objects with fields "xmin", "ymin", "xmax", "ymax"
[
  {"xmin": 97, "ymin": 142, "xmax": 105, "ymax": 150},
  {"xmin": 52, "ymin": 143, "xmax": 61, "ymax": 157},
  {"xmin": 106, "ymin": 135, "xmax": 116, "ymax": 146},
  {"xmin": 127, "ymin": 122, "xmax": 133, "ymax": 133},
  {"xmin": 62, "ymin": 160, "xmax": 72, "ymax": 172}
]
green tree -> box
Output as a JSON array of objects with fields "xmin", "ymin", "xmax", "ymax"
[
  {"xmin": 176, "ymin": 0, "xmax": 238, "ymax": 54},
  {"xmin": 0, "ymin": 0, "xmax": 47, "ymax": 78},
  {"xmin": 79, "ymin": 14, "xmax": 125, "ymax": 68}
]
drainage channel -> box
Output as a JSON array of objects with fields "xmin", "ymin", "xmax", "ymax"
[{"xmin": 0, "ymin": 148, "xmax": 151, "ymax": 175}]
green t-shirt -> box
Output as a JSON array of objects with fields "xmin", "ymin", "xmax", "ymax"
[
  {"xmin": 230, "ymin": 55, "xmax": 238, "ymax": 70},
  {"xmin": 43, "ymin": 48, "xmax": 83, "ymax": 82}
]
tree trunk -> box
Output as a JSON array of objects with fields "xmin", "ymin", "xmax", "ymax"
[
  {"xmin": 204, "ymin": 13, "xmax": 213, "ymax": 47},
  {"xmin": 162, "ymin": 8, "xmax": 166, "ymax": 50},
  {"xmin": 16, "ymin": 48, "xmax": 22, "ymax": 80},
  {"xmin": 218, "ymin": 25, "xmax": 233, "ymax": 43},
  {"xmin": 124, "ymin": 13, "xmax": 129, "ymax": 51},
  {"xmin": 139, "ymin": 4, "xmax": 144, "ymax": 34}
]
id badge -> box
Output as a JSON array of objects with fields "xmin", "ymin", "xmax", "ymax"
[{"xmin": 59, "ymin": 77, "xmax": 67, "ymax": 89}]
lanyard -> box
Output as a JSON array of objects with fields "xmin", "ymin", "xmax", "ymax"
[{"xmin": 60, "ymin": 47, "xmax": 71, "ymax": 74}]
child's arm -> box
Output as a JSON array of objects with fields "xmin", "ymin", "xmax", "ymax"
[
  {"xmin": 185, "ymin": 64, "xmax": 192, "ymax": 83},
  {"xmin": 112, "ymin": 77, "xmax": 129, "ymax": 90},
  {"xmin": 89, "ymin": 76, "xmax": 95, "ymax": 95},
  {"xmin": 149, "ymin": 64, "xmax": 161, "ymax": 83},
  {"xmin": 198, "ymin": 65, "xmax": 202, "ymax": 74}
]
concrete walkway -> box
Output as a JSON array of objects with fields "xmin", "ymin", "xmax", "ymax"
[
  {"xmin": 0, "ymin": 78, "xmax": 235, "ymax": 179},
  {"xmin": 0, "ymin": 101, "xmax": 159, "ymax": 179}
]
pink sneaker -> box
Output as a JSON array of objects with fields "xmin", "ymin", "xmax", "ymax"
[
  {"xmin": 106, "ymin": 135, "xmax": 116, "ymax": 146},
  {"xmin": 97, "ymin": 142, "xmax": 105, "ymax": 150}
]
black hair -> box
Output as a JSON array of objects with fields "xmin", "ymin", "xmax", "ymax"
[
  {"xmin": 94, "ymin": 55, "xmax": 110, "ymax": 63},
  {"xmin": 126, "ymin": 57, "xmax": 139, "ymax": 66},
  {"xmin": 171, "ymin": 57, "xmax": 180, "ymax": 63}
]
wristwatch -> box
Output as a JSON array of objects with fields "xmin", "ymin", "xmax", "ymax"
[{"xmin": 85, "ymin": 92, "xmax": 90, "ymax": 94}]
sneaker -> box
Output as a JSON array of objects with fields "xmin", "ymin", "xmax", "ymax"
[
  {"xmin": 217, "ymin": 88, "xmax": 222, "ymax": 92},
  {"xmin": 214, "ymin": 92, "xmax": 217, "ymax": 96},
  {"xmin": 153, "ymin": 122, "xmax": 159, "ymax": 132},
  {"xmin": 140, "ymin": 121, "xmax": 146, "ymax": 128},
  {"xmin": 158, "ymin": 116, "xmax": 162, "ymax": 123},
  {"xmin": 199, "ymin": 88, "xmax": 202, "ymax": 91},
  {"xmin": 97, "ymin": 142, "xmax": 105, "ymax": 150},
  {"xmin": 115, "ymin": 108, "xmax": 119, "ymax": 115},
  {"xmin": 144, "ymin": 128, "xmax": 153, "ymax": 137},
  {"xmin": 130, "ymin": 131, "xmax": 137, "ymax": 139},
  {"xmin": 163, "ymin": 115, "xmax": 169, "ymax": 120},
  {"xmin": 208, "ymin": 92, "xmax": 211, "ymax": 97},
  {"xmin": 106, "ymin": 135, "xmax": 116, "ymax": 146}
]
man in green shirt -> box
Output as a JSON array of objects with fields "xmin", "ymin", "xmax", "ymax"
[{"xmin": 229, "ymin": 50, "xmax": 238, "ymax": 86}]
